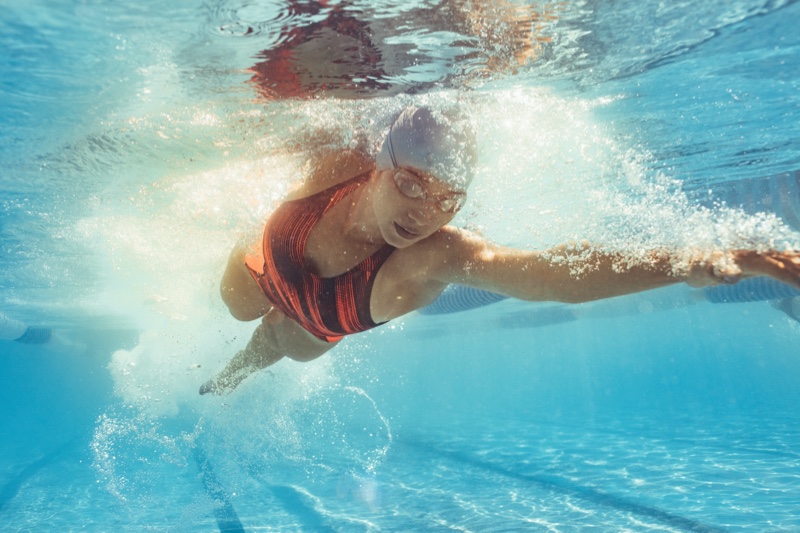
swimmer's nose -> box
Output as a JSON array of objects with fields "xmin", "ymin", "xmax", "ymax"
[{"xmin": 408, "ymin": 207, "xmax": 431, "ymax": 225}]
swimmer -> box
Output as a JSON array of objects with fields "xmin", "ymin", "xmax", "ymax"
[{"xmin": 200, "ymin": 105, "xmax": 800, "ymax": 395}]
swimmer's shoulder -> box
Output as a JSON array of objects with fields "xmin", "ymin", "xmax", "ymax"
[
  {"xmin": 392, "ymin": 226, "xmax": 486, "ymax": 277},
  {"xmin": 425, "ymin": 225, "xmax": 485, "ymax": 253},
  {"xmin": 286, "ymin": 149, "xmax": 374, "ymax": 201}
]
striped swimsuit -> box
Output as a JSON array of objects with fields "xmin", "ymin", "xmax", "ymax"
[{"xmin": 245, "ymin": 172, "xmax": 395, "ymax": 342}]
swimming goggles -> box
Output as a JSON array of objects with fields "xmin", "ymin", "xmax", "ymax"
[{"xmin": 392, "ymin": 168, "xmax": 466, "ymax": 214}]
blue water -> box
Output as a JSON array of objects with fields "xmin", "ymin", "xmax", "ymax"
[{"xmin": 3, "ymin": 0, "xmax": 800, "ymax": 531}]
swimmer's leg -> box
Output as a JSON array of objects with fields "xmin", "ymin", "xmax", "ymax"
[
  {"xmin": 199, "ymin": 309, "xmax": 338, "ymax": 395},
  {"xmin": 220, "ymin": 242, "xmax": 272, "ymax": 322}
]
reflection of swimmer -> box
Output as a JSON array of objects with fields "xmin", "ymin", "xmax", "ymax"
[
  {"xmin": 0, "ymin": 311, "xmax": 52, "ymax": 345},
  {"xmin": 248, "ymin": 0, "xmax": 556, "ymax": 99},
  {"xmin": 200, "ymin": 105, "xmax": 800, "ymax": 395}
]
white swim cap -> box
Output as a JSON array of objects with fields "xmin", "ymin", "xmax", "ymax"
[{"xmin": 375, "ymin": 105, "xmax": 477, "ymax": 192}]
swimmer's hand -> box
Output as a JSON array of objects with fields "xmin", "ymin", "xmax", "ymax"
[
  {"xmin": 199, "ymin": 379, "xmax": 222, "ymax": 396},
  {"xmin": 687, "ymin": 250, "xmax": 800, "ymax": 289},
  {"xmin": 199, "ymin": 360, "xmax": 269, "ymax": 396}
]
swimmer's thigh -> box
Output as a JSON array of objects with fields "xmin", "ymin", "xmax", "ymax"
[
  {"xmin": 268, "ymin": 311, "xmax": 339, "ymax": 363},
  {"xmin": 220, "ymin": 243, "xmax": 272, "ymax": 321}
]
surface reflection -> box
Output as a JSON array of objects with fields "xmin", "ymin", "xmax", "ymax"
[{"xmin": 246, "ymin": 0, "xmax": 561, "ymax": 99}]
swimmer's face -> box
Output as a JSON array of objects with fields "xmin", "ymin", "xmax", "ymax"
[{"xmin": 373, "ymin": 167, "xmax": 466, "ymax": 248}]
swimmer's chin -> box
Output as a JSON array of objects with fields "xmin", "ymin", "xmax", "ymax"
[{"xmin": 382, "ymin": 222, "xmax": 434, "ymax": 248}]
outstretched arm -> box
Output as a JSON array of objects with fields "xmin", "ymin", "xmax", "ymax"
[{"xmin": 433, "ymin": 228, "xmax": 800, "ymax": 304}]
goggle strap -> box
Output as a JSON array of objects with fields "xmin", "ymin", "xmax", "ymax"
[{"xmin": 387, "ymin": 125, "xmax": 398, "ymax": 169}]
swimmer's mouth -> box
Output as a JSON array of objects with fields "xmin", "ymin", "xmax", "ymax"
[{"xmin": 394, "ymin": 222, "xmax": 420, "ymax": 240}]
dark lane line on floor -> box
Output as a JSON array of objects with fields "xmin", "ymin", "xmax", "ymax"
[{"xmin": 401, "ymin": 438, "xmax": 728, "ymax": 533}]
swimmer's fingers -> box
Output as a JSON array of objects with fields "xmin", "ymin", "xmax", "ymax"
[{"xmin": 734, "ymin": 250, "xmax": 800, "ymax": 290}]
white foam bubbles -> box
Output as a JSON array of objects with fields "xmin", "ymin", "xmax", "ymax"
[
  {"xmin": 72, "ymin": 155, "xmax": 297, "ymax": 415},
  {"xmin": 461, "ymin": 87, "xmax": 800, "ymax": 269}
]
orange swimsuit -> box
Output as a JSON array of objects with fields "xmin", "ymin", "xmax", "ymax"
[{"xmin": 245, "ymin": 173, "xmax": 395, "ymax": 342}]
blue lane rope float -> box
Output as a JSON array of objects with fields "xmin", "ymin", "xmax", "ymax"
[
  {"xmin": 418, "ymin": 284, "xmax": 508, "ymax": 315},
  {"xmin": 704, "ymin": 277, "xmax": 800, "ymax": 304},
  {"xmin": 14, "ymin": 326, "xmax": 53, "ymax": 345},
  {"xmin": 1, "ymin": 312, "xmax": 53, "ymax": 344},
  {"xmin": 0, "ymin": 312, "xmax": 27, "ymax": 341}
]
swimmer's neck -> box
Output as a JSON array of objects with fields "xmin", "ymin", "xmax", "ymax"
[{"xmin": 337, "ymin": 172, "xmax": 384, "ymax": 246}]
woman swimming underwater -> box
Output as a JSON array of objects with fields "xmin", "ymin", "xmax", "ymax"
[{"xmin": 200, "ymin": 105, "xmax": 800, "ymax": 395}]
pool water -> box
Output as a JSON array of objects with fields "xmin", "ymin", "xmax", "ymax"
[{"xmin": 2, "ymin": 0, "xmax": 800, "ymax": 531}]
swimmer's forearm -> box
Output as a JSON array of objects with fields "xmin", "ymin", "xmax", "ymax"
[
  {"xmin": 435, "ymin": 230, "xmax": 800, "ymax": 303},
  {"xmin": 493, "ymin": 249, "xmax": 683, "ymax": 303},
  {"xmin": 489, "ymin": 247, "xmax": 800, "ymax": 303},
  {"xmin": 445, "ymin": 242, "xmax": 702, "ymax": 304}
]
